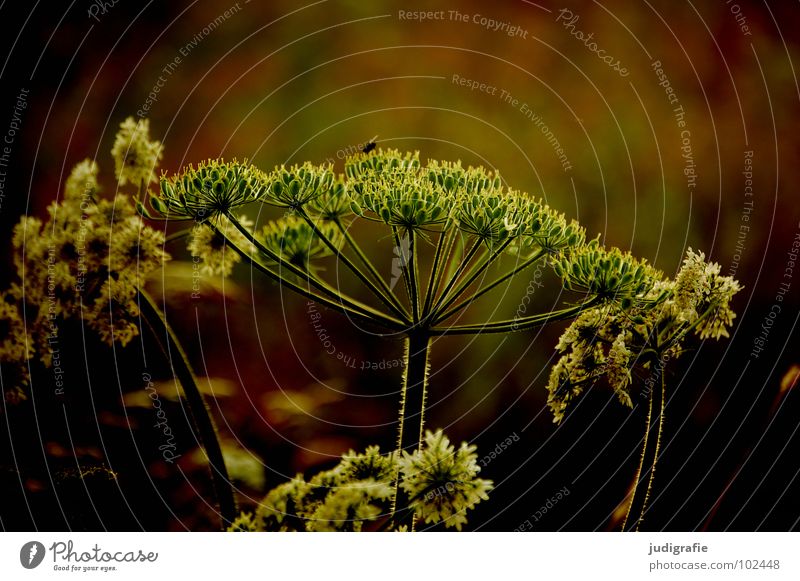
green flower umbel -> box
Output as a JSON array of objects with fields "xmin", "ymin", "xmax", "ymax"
[
  {"xmin": 259, "ymin": 216, "xmax": 343, "ymax": 270},
  {"xmin": 546, "ymin": 248, "xmax": 741, "ymax": 422},
  {"xmin": 155, "ymin": 159, "xmax": 267, "ymax": 220}
]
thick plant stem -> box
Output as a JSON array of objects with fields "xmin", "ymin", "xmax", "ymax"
[
  {"xmin": 396, "ymin": 332, "xmax": 432, "ymax": 454},
  {"xmin": 623, "ymin": 371, "xmax": 666, "ymax": 531},
  {"xmin": 391, "ymin": 332, "xmax": 432, "ymax": 529},
  {"xmin": 137, "ymin": 289, "xmax": 237, "ymax": 529}
]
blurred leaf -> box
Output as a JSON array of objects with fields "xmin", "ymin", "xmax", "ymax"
[
  {"xmin": 190, "ymin": 441, "xmax": 265, "ymax": 491},
  {"xmin": 780, "ymin": 365, "xmax": 800, "ymax": 396},
  {"xmin": 146, "ymin": 261, "xmax": 246, "ymax": 301},
  {"xmin": 261, "ymin": 381, "xmax": 345, "ymax": 425},
  {"xmin": 123, "ymin": 376, "xmax": 238, "ymax": 408},
  {"xmin": 293, "ymin": 436, "xmax": 359, "ymax": 473}
]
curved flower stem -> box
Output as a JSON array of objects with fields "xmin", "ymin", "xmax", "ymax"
[
  {"xmin": 222, "ymin": 231, "xmax": 406, "ymax": 331},
  {"xmin": 623, "ymin": 369, "xmax": 666, "ymax": 531},
  {"xmin": 331, "ymin": 217, "xmax": 409, "ymax": 320},
  {"xmin": 430, "ymin": 297, "xmax": 600, "ymax": 335},
  {"xmin": 391, "ymin": 331, "xmax": 432, "ymax": 530},
  {"xmin": 298, "ymin": 210, "xmax": 410, "ymax": 323},
  {"xmin": 433, "ymin": 248, "xmax": 548, "ymax": 324},
  {"xmin": 137, "ymin": 288, "xmax": 237, "ymax": 529}
]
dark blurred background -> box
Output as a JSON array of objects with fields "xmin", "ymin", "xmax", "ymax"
[{"xmin": 1, "ymin": 0, "xmax": 799, "ymax": 531}]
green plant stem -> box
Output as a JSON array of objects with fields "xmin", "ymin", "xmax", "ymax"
[
  {"xmin": 392, "ymin": 226, "xmax": 414, "ymax": 311},
  {"xmin": 431, "ymin": 238, "xmax": 513, "ymax": 320},
  {"xmin": 422, "ymin": 227, "xmax": 451, "ymax": 317},
  {"xmin": 225, "ymin": 213, "xmax": 328, "ymax": 289},
  {"xmin": 441, "ymin": 229, "xmax": 466, "ymax": 283},
  {"xmin": 332, "ymin": 217, "xmax": 409, "ymax": 320},
  {"xmin": 428, "ymin": 238, "xmax": 483, "ymax": 316},
  {"xmin": 222, "ymin": 231, "xmax": 406, "ymax": 331},
  {"xmin": 137, "ymin": 288, "xmax": 237, "ymax": 529},
  {"xmin": 430, "ymin": 298, "xmax": 599, "ymax": 335},
  {"xmin": 164, "ymin": 227, "xmax": 193, "ymax": 243},
  {"xmin": 220, "ymin": 217, "xmax": 403, "ymax": 329},
  {"xmin": 298, "ymin": 210, "xmax": 410, "ymax": 323},
  {"xmin": 391, "ymin": 331, "xmax": 432, "ymax": 530},
  {"xmin": 408, "ymin": 230, "xmax": 420, "ymax": 323},
  {"xmin": 433, "ymin": 248, "xmax": 548, "ymax": 324},
  {"xmin": 436, "ymin": 244, "xmax": 490, "ymax": 308},
  {"xmin": 660, "ymin": 304, "xmax": 716, "ymax": 348},
  {"xmin": 622, "ymin": 369, "xmax": 666, "ymax": 531}
]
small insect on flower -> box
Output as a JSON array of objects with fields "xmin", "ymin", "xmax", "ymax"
[{"xmin": 361, "ymin": 135, "xmax": 379, "ymax": 153}]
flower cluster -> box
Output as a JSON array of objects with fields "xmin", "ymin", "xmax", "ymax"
[
  {"xmin": 344, "ymin": 148, "xmax": 420, "ymax": 179},
  {"xmin": 425, "ymin": 160, "xmax": 502, "ymax": 196},
  {"xmin": 305, "ymin": 480, "xmax": 395, "ymax": 532},
  {"xmin": 546, "ymin": 248, "xmax": 741, "ymax": 422},
  {"xmin": 553, "ymin": 239, "xmax": 663, "ymax": 306},
  {"xmin": 258, "ymin": 216, "xmax": 343, "ymax": 269},
  {"xmin": 352, "ymin": 165, "xmax": 454, "ymax": 231},
  {"xmin": 399, "ymin": 429, "xmax": 493, "ymax": 530},
  {"xmin": 500, "ymin": 192, "xmax": 586, "ymax": 255},
  {"xmin": 453, "ymin": 189, "xmax": 520, "ymax": 244},
  {"xmin": 111, "ymin": 117, "xmax": 163, "ymax": 186},
  {"xmin": 188, "ymin": 215, "xmax": 255, "ymax": 277},
  {"xmin": 154, "ymin": 159, "xmax": 267, "ymax": 221},
  {"xmin": 0, "ymin": 119, "xmax": 170, "ymax": 405},
  {"xmin": 153, "ymin": 149, "xmax": 594, "ymax": 283},
  {"xmin": 232, "ymin": 430, "xmax": 492, "ymax": 532},
  {"xmin": 262, "ymin": 162, "xmax": 335, "ymax": 209},
  {"xmin": 672, "ymin": 249, "xmax": 741, "ymax": 339},
  {"xmin": 249, "ymin": 445, "xmax": 397, "ymax": 533},
  {"xmin": 307, "ymin": 178, "xmax": 350, "ymax": 221},
  {"xmin": 338, "ymin": 445, "xmax": 398, "ymax": 482}
]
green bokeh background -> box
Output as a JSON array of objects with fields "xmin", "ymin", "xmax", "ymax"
[{"xmin": 2, "ymin": 0, "xmax": 799, "ymax": 531}]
